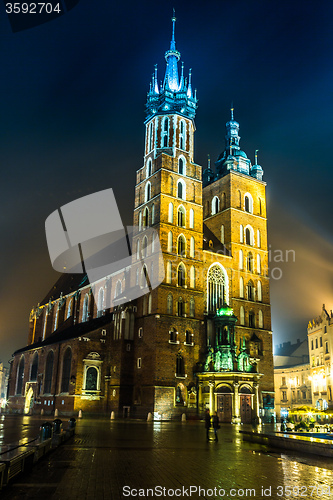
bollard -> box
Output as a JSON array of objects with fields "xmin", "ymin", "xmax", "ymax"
[
  {"xmin": 53, "ymin": 418, "xmax": 63, "ymax": 434},
  {"xmin": 54, "ymin": 409, "xmax": 59, "ymax": 417},
  {"xmin": 110, "ymin": 411, "xmax": 115, "ymax": 420},
  {"xmin": 147, "ymin": 412, "xmax": 153, "ymax": 421},
  {"xmin": 41, "ymin": 408, "xmax": 44, "ymax": 416},
  {"xmin": 181, "ymin": 413, "xmax": 186, "ymax": 422},
  {"xmin": 78, "ymin": 410, "xmax": 82, "ymax": 419},
  {"xmin": 69, "ymin": 417, "xmax": 76, "ymax": 429},
  {"xmin": 40, "ymin": 421, "xmax": 53, "ymax": 441}
]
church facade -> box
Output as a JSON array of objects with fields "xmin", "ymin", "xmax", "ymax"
[{"xmin": 7, "ymin": 17, "xmax": 274, "ymax": 422}]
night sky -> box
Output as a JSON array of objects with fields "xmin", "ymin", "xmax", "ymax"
[{"xmin": 1, "ymin": 0, "xmax": 333, "ymax": 365}]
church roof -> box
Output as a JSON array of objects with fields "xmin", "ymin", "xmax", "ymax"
[
  {"xmin": 203, "ymin": 224, "xmax": 231, "ymax": 256},
  {"xmin": 40, "ymin": 273, "xmax": 88, "ymax": 306}
]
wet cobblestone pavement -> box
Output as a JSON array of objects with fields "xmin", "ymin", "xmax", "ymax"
[{"xmin": 1, "ymin": 417, "xmax": 332, "ymax": 499}]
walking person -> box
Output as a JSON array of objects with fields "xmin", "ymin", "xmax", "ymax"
[
  {"xmin": 205, "ymin": 409, "xmax": 211, "ymax": 441},
  {"xmin": 212, "ymin": 411, "xmax": 220, "ymax": 441}
]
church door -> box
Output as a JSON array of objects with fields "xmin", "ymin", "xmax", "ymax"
[
  {"xmin": 217, "ymin": 394, "xmax": 232, "ymax": 423},
  {"xmin": 240, "ymin": 395, "xmax": 252, "ymax": 423}
]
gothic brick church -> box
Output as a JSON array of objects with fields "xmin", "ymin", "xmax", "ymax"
[{"xmin": 7, "ymin": 16, "xmax": 274, "ymax": 422}]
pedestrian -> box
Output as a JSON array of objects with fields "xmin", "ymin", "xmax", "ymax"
[
  {"xmin": 205, "ymin": 409, "xmax": 211, "ymax": 441},
  {"xmin": 211, "ymin": 411, "xmax": 220, "ymax": 441}
]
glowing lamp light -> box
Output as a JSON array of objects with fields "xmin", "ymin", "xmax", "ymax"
[{"xmin": 217, "ymin": 306, "xmax": 234, "ymax": 317}]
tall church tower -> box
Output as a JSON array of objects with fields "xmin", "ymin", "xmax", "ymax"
[{"xmin": 132, "ymin": 15, "xmax": 205, "ymax": 416}]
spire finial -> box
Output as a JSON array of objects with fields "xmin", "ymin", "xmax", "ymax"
[
  {"xmin": 231, "ymin": 102, "xmax": 234, "ymax": 121},
  {"xmin": 255, "ymin": 149, "xmax": 259, "ymax": 165},
  {"xmin": 208, "ymin": 154, "xmax": 211, "ymax": 169},
  {"xmin": 171, "ymin": 8, "xmax": 176, "ymax": 44}
]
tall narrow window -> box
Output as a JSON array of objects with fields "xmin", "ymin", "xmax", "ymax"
[
  {"xmin": 168, "ymin": 202, "xmax": 174, "ymax": 223},
  {"xmin": 115, "ymin": 280, "xmax": 122, "ymax": 298},
  {"xmin": 178, "ymin": 157, "xmax": 185, "ymax": 175},
  {"xmin": 245, "ymin": 227, "xmax": 254, "ymax": 246},
  {"xmin": 136, "ymin": 240, "xmax": 140, "ymax": 259},
  {"xmin": 190, "ymin": 266, "xmax": 195, "ymax": 288},
  {"xmin": 177, "ymin": 206, "xmax": 186, "ymax": 227},
  {"xmin": 66, "ymin": 298, "xmax": 73, "ymax": 319},
  {"xmin": 167, "ymin": 294, "xmax": 173, "ymax": 315},
  {"xmin": 190, "ymin": 297, "xmax": 195, "ymax": 318},
  {"xmin": 176, "ymin": 354, "xmax": 185, "ymax": 377},
  {"xmin": 166, "ymin": 261, "xmax": 172, "ymax": 283},
  {"xmin": 247, "ymin": 281, "xmax": 255, "ymax": 301},
  {"xmin": 148, "ymin": 293, "xmax": 152, "ymax": 314},
  {"xmin": 240, "ymin": 225, "xmax": 244, "ymax": 243},
  {"xmin": 239, "ymin": 277, "xmax": 244, "ymax": 298},
  {"xmin": 61, "ymin": 348, "xmax": 72, "ymax": 393},
  {"xmin": 139, "ymin": 211, "xmax": 142, "ymax": 231},
  {"xmin": 212, "ymin": 196, "xmax": 220, "ymax": 215},
  {"xmin": 151, "ymin": 204, "xmax": 155, "ymax": 225},
  {"xmin": 44, "ymin": 351, "xmax": 54, "ymax": 394},
  {"xmin": 177, "ymin": 235, "xmax": 186, "ymax": 256},
  {"xmin": 244, "ymin": 193, "xmax": 253, "ymax": 213},
  {"xmin": 239, "ymin": 249, "xmax": 244, "ymax": 270},
  {"xmin": 145, "ymin": 182, "xmax": 151, "ymax": 202},
  {"xmin": 240, "ymin": 306, "xmax": 245, "ymax": 326},
  {"xmin": 148, "ymin": 123, "xmax": 153, "ymax": 152},
  {"xmin": 177, "ymin": 297, "xmax": 184, "ymax": 316},
  {"xmin": 221, "ymin": 225, "xmax": 225, "ymax": 244},
  {"xmin": 97, "ymin": 288, "xmax": 104, "ymax": 318},
  {"xmin": 207, "ymin": 264, "xmax": 227, "ymax": 313},
  {"xmin": 257, "ymin": 230, "xmax": 261, "ymax": 248},
  {"xmin": 162, "ymin": 117, "xmax": 169, "ymax": 147},
  {"xmin": 247, "ymin": 253, "xmax": 253, "ymax": 272},
  {"xmin": 143, "ymin": 207, "xmax": 149, "ymax": 227},
  {"xmin": 259, "ymin": 197, "xmax": 262, "ymax": 215},
  {"xmin": 248, "ymin": 311, "xmax": 255, "ymax": 328},
  {"xmin": 190, "ymin": 236, "xmax": 195, "ymax": 258},
  {"xmin": 30, "ymin": 352, "xmax": 38, "ymax": 382},
  {"xmin": 178, "ymin": 263, "xmax": 186, "ymax": 287},
  {"xmin": 167, "ymin": 231, "xmax": 173, "ymax": 252},
  {"xmin": 257, "ymin": 254, "xmax": 261, "ymax": 274},
  {"xmin": 258, "ymin": 310, "xmax": 263, "ymax": 329},
  {"xmin": 82, "ymin": 294, "xmax": 89, "ymax": 322},
  {"xmin": 142, "ymin": 236, "xmax": 148, "ymax": 258},
  {"xmin": 53, "ymin": 307, "xmax": 59, "ymax": 332},
  {"xmin": 189, "ymin": 208, "xmax": 194, "ymax": 229},
  {"xmin": 257, "ymin": 280, "xmax": 262, "ymax": 301},
  {"xmin": 177, "ymin": 180, "xmax": 185, "ymax": 200},
  {"xmin": 85, "ymin": 367, "xmax": 98, "ymax": 391},
  {"xmin": 221, "ymin": 192, "xmax": 226, "ymax": 209},
  {"xmin": 179, "ymin": 120, "xmax": 186, "ymax": 150},
  {"xmin": 147, "ymin": 158, "xmax": 152, "ymax": 177}
]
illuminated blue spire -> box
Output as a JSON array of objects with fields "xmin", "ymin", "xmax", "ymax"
[{"xmin": 145, "ymin": 13, "xmax": 197, "ymax": 122}]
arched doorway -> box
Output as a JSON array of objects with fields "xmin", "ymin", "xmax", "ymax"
[
  {"xmin": 240, "ymin": 386, "xmax": 252, "ymax": 423},
  {"xmin": 24, "ymin": 387, "xmax": 34, "ymax": 414},
  {"xmin": 216, "ymin": 386, "xmax": 232, "ymax": 423}
]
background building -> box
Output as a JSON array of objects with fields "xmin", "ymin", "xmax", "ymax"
[{"xmin": 7, "ymin": 17, "xmax": 274, "ymax": 422}]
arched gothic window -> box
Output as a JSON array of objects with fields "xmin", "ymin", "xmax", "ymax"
[
  {"xmin": 189, "ymin": 297, "xmax": 195, "ymax": 318},
  {"xmin": 30, "ymin": 352, "xmax": 38, "ymax": 382},
  {"xmin": 189, "ymin": 208, "xmax": 194, "ymax": 229},
  {"xmin": 147, "ymin": 159, "xmax": 152, "ymax": 177},
  {"xmin": 151, "ymin": 204, "xmax": 155, "ymax": 225},
  {"xmin": 168, "ymin": 202, "xmax": 174, "ymax": 223},
  {"xmin": 240, "ymin": 225, "xmax": 244, "ymax": 243},
  {"xmin": 239, "ymin": 277, "xmax": 244, "ymax": 298},
  {"xmin": 148, "ymin": 293, "xmax": 152, "ymax": 314},
  {"xmin": 177, "ymin": 180, "xmax": 186, "ymax": 200},
  {"xmin": 142, "ymin": 236, "xmax": 148, "ymax": 258},
  {"xmin": 190, "ymin": 236, "xmax": 195, "ymax": 258},
  {"xmin": 82, "ymin": 294, "xmax": 89, "ymax": 322},
  {"xmin": 143, "ymin": 207, "xmax": 149, "ymax": 227},
  {"xmin": 177, "ymin": 235, "xmax": 186, "ymax": 256},
  {"xmin": 97, "ymin": 287, "xmax": 104, "ymax": 317},
  {"xmin": 177, "ymin": 297, "xmax": 184, "ymax": 316},
  {"xmin": 178, "ymin": 206, "xmax": 186, "ymax": 227},
  {"xmin": 240, "ymin": 306, "xmax": 245, "ymax": 326},
  {"xmin": 179, "ymin": 120, "xmax": 186, "ymax": 150},
  {"xmin": 248, "ymin": 311, "xmax": 255, "ymax": 328},
  {"xmin": 66, "ymin": 298, "xmax": 73, "ymax": 319},
  {"xmin": 167, "ymin": 294, "xmax": 173, "ymax": 315},
  {"xmin": 166, "ymin": 261, "xmax": 172, "ymax": 283},
  {"xmin": 190, "ymin": 266, "xmax": 195, "ymax": 288},
  {"xmin": 115, "ymin": 280, "xmax": 122, "ymax": 298},
  {"xmin": 258, "ymin": 310, "xmax": 264, "ymax": 329},
  {"xmin": 176, "ymin": 354, "xmax": 185, "ymax": 377},
  {"xmin": 257, "ymin": 230, "xmax": 261, "ymax": 248},
  {"xmin": 145, "ymin": 182, "xmax": 151, "ymax": 202},
  {"xmin": 85, "ymin": 367, "xmax": 98, "ymax": 391},
  {"xmin": 178, "ymin": 157, "xmax": 185, "ymax": 175},
  {"xmin": 244, "ymin": 193, "xmax": 253, "ymax": 213},
  {"xmin": 257, "ymin": 280, "xmax": 262, "ymax": 301},
  {"xmin": 257, "ymin": 254, "xmax": 261, "ymax": 274},
  {"xmin": 207, "ymin": 264, "xmax": 228, "ymax": 313},
  {"xmin": 167, "ymin": 231, "xmax": 173, "ymax": 252},
  {"xmin": 239, "ymin": 250, "xmax": 244, "ymax": 270},
  {"xmin": 212, "ymin": 196, "xmax": 220, "ymax": 215},
  {"xmin": 162, "ymin": 117, "xmax": 169, "ymax": 147},
  {"xmin": 247, "ymin": 280, "xmax": 255, "ymax": 301},
  {"xmin": 178, "ymin": 263, "xmax": 186, "ymax": 287},
  {"xmin": 221, "ymin": 225, "xmax": 225, "ymax": 244},
  {"xmin": 247, "ymin": 253, "xmax": 254, "ymax": 272},
  {"xmin": 61, "ymin": 348, "xmax": 72, "ymax": 393},
  {"xmin": 44, "ymin": 351, "xmax": 54, "ymax": 394}
]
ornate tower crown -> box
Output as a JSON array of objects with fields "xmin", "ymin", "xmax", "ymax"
[{"xmin": 145, "ymin": 13, "xmax": 198, "ymax": 122}]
